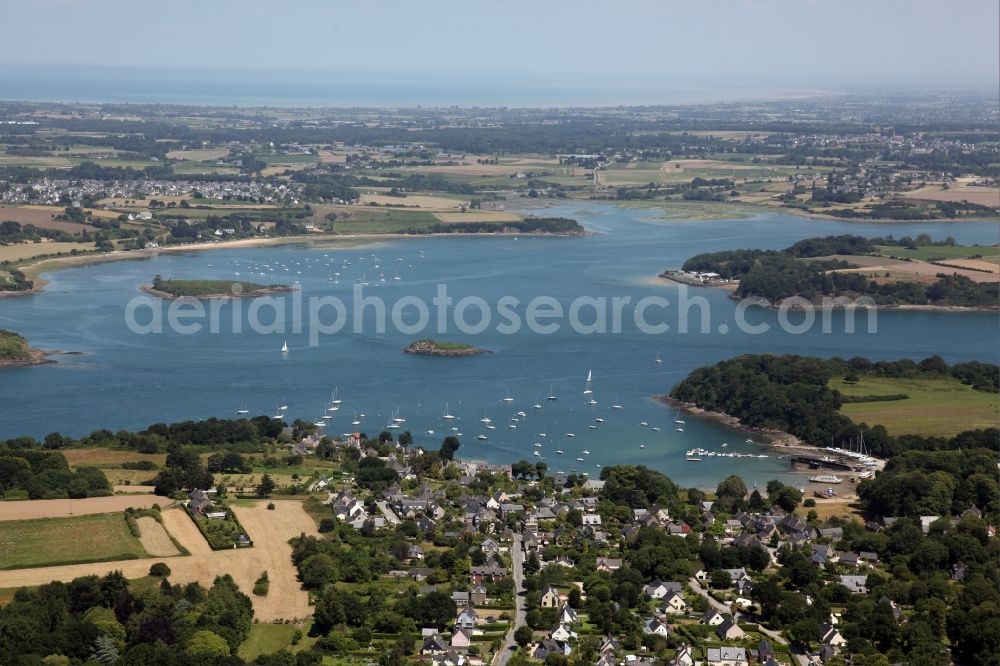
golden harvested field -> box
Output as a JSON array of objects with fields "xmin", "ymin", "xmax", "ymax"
[
  {"xmin": 0, "ymin": 240, "xmax": 96, "ymax": 262},
  {"xmin": 0, "ymin": 205, "xmax": 97, "ymax": 232},
  {"xmin": 902, "ymin": 180, "xmax": 1000, "ymax": 207},
  {"xmin": 823, "ymin": 255, "xmax": 1000, "ymax": 284},
  {"xmin": 62, "ymin": 448, "xmax": 166, "ymax": 467},
  {"xmin": 936, "ymin": 258, "xmax": 999, "ymax": 273},
  {"xmin": 135, "ymin": 516, "xmax": 180, "ymax": 557},
  {"xmin": 0, "ymin": 495, "xmax": 165, "ymax": 521},
  {"xmin": 359, "ymin": 192, "xmax": 466, "ymax": 209},
  {"xmin": 165, "ymin": 148, "xmax": 230, "ymax": 161},
  {"xmin": 317, "ymin": 150, "xmax": 348, "ymax": 164},
  {"xmin": 0, "ymin": 501, "xmax": 320, "ymax": 621}
]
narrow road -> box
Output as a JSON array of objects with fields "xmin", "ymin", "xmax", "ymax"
[
  {"xmin": 495, "ymin": 534, "xmax": 525, "ymax": 666},
  {"xmin": 687, "ymin": 577, "xmax": 789, "ymax": 647},
  {"xmin": 375, "ymin": 501, "xmax": 401, "ymax": 526},
  {"xmin": 687, "ymin": 577, "xmax": 730, "ymax": 614}
]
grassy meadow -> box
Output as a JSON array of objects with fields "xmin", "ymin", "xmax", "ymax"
[
  {"xmin": 0, "ymin": 513, "xmax": 148, "ymax": 569},
  {"xmin": 831, "ymin": 375, "xmax": 1000, "ymax": 437}
]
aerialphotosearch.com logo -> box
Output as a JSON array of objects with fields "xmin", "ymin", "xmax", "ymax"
[{"xmin": 124, "ymin": 283, "xmax": 878, "ymax": 344}]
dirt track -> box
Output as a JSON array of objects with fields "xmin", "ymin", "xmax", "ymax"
[
  {"xmin": 0, "ymin": 495, "xmax": 164, "ymax": 521},
  {"xmin": 0, "ymin": 501, "xmax": 319, "ymax": 621}
]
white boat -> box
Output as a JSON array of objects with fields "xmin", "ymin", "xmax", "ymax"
[
  {"xmin": 236, "ymin": 403, "xmax": 249, "ymax": 415},
  {"xmin": 720, "ymin": 442, "xmax": 728, "ymax": 448},
  {"xmin": 534, "ymin": 451, "xmax": 541, "ymax": 457},
  {"xmin": 745, "ymin": 438, "xmax": 754, "ymax": 443},
  {"xmin": 576, "ymin": 457, "xmax": 585, "ymax": 462},
  {"xmin": 502, "ymin": 388, "xmax": 514, "ymax": 403},
  {"xmin": 555, "ymin": 450, "xmax": 564, "ymax": 454},
  {"xmin": 588, "ymin": 398, "xmax": 598, "ymax": 405},
  {"xmin": 426, "ymin": 429, "xmax": 435, "ymax": 435},
  {"xmin": 675, "ymin": 427, "xmax": 685, "ymax": 432},
  {"xmin": 538, "ymin": 432, "xmax": 547, "ymax": 437},
  {"xmin": 565, "ymin": 433, "xmax": 575, "ymax": 438},
  {"xmin": 589, "ymin": 425, "xmax": 597, "ymax": 429},
  {"xmin": 330, "ymin": 388, "xmax": 342, "ymax": 406},
  {"xmin": 313, "ymin": 420, "xmax": 327, "ymax": 427},
  {"xmin": 595, "ymin": 417, "xmax": 604, "ymax": 423},
  {"xmin": 517, "ymin": 411, "xmax": 527, "ymax": 417},
  {"xmin": 508, "ymin": 424, "xmax": 517, "ymax": 430},
  {"xmin": 479, "ymin": 411, "xmax": 492, "ymax": 424},
  {"xmin": 532, "ymin": 400, "xmax": 542, "ymax": 410},
  {"xmin": 809, "ymin": 475, "xmax": 843, "ymax": 484},
  {"xmin": 639, "ymin": 421, "xmax": 649, "ymax": 427},
  {"xmin": 651, "ymin": 426, "xmax": 660, "ymax": 432},
  {"xmin": 686, "ymin": 457, "xmax": 701, "ymax": 462},
  {"xmin": 533, "ymin": 442, "xmax": 542, "ymax": 448},
  {"xmin": 477, "ymin": 434, "xmax": 488, "ymax": 440},
  {"xmin": 673, "ymin": 407, "xmax": 685, "ymax": 425},
  {"xmin": 583, "ymin": 370, "xmax": 593, "ymax": 395},
  {"xmin": 442, "ymin": 403, "xmax": 457, "ymax": 420},
  {"xmin": 582, "ymin": 449, "xmax": 590, "ymax": 454},
  {"xmin": 547, "ymin": 385, "xmax": 558, "ymax": 401},
  {"xmin": 272, "ymin": 404, "xmax": 283, "ymax": 419},
  {"xmin": 279, "ymin": 397, "xmax": 288, "ymax": 411},
  {"xmin": 486, "ymin": 424, "xmax": 496, "ymax": 430},
  {"xmin": 640, "ymin": 444, "xmax": 645, "ymax": 449},
  {"xmin": 281, "ymin": 341, "xmax": 288, "ymax": 353},
  {"xmin": 655, "ymin": 354, "xmax": 662, "ymax": 364}
]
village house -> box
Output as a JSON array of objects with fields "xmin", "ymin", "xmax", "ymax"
[
  {"xmin": 716, "ymin": 617, "xmax": 747, "ymax": 641},
  {"xmin": 706, "ymin": 646, "xmax": 748, "ymax": 666},
  {"xmin": 540, "ymin": 585, "xmax": 561, "ymax": 608},
  {"xmin": 643, "ymin": 618, "xmax": 671, "ymax": 638},
  {"xmin": 455, "ymin": 607, "xmax": 478, "ymax": 630},
  {"xmin": 661, "ymin": 591, "xmax": 688, "ymax": 615}
]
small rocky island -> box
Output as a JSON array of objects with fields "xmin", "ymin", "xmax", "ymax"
[
  {"xmin": 0, "ymin": 329, "xmax": 58, "ymax": 368},
  {"xmin": 403, "ymin": 339, "xmax": 492, "ymax": 357},
  {"xmin": 143, "ymin": 276, "xmax": 293, "ymax": 299}
]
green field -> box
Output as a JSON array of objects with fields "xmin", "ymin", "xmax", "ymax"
[
  {"xmin": 0, "ymin": 513, "xmax": 148, "ymax": 569},
  {"xmin": 832, "ymin": 375, "xmax": 1000, "ymax": 437},
  {"xmin": 875, "ymin": 244, "xmax": 1000, "ymax": 261},
  {"xmin": 331, "ymin": 208, "xmax": 441, "ymax": 234},
  {"xmin": 238, "ymin": 623, "xmax": 315, "ymax": 660}
]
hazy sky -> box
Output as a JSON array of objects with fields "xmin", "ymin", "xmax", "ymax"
[{"xmin": 2, "ymin": 0, "xmax": 997, "ymax": 87}]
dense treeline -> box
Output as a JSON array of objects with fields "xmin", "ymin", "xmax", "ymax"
[
  {"xmin": 680, "ymin": 234, "xmax": 999, "ymax": 306},
  {"xmin": 669, "ymin": 353, "xmax": 1000, "ymax": 463},
  {"xmin": 2, "ymin": 417, "xmax": 285, "ymax": 457},
  {"xmin": 0, "ymin": 448, "xmax": 111, "ymax": 499},
  {"xmin": 858, "ymin": 448, "xmax": 1000, "ymax": 518},
  {"xmin": 404, "ymin": 217, "xmax": 583, "ymax": 235},
  {"xmin": 0, "ymin": 571, "xmax": 266, "ymax": 663}
]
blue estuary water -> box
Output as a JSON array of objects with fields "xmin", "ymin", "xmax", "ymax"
[{"xmin": 1, "ymin": 203, "xmax": 997, "ymax": 487}]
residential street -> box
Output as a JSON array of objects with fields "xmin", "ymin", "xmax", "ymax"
[{"xmin": 495, "ymin": 534, "xmax": 525, "ymax": 666}]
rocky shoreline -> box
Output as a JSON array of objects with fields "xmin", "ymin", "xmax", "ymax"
[
  {"xmin": 655, "ymin": 394, "xmax": 801, "ymax": 447},
  {"xmin": 0, "ymin": 348, "xmax": 83, "ymax": 369}
]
